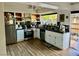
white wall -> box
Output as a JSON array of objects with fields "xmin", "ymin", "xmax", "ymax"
[
  {"xmin": 39, "ymin": 2, "xmax": 71, "ymax": 25},
  {"xmin": 57, "ymin": 10, "xmax": 70, "ymax": 25},
  {"xmin": 0, "ymin": 3, "xmax": 7, "ymax": 56}
]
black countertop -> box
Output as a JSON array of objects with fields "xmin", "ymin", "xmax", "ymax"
[
  {"xmin": 36, "ymin": 27, "xmax": 69, "ymax": 34},
  {"xmin": 16, "ymin": 27, "xmax": 69, "ymax": 34},
  {"xmin": 16, "ymin": 29, "xmax": 24, "ymax": 30}
]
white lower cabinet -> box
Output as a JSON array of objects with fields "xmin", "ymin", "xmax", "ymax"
[
  {"xmin": 17, "ymin": 29, "xmax": 24, "ymax": 42},
  {"xmin": 50, "ymin": 34, "xmax": 56, "ymax": 45},
  {"xmin": 55, "ymin": 33, "xmax": 63, "ymax": 48},
  {"xmin": 45, "ymin": 31, "xmax": 56, "ymax": 45},
  {"xmin": 33, "ymin": 28, "xmax": 37, "ymax": 38},
  {"xmin": 33, "ymin": 28, "xmax": 40, "ymax": 39},
  {"xmin": 45, "ymin": 37, "xmax": 50, "ymax": 43},
  {"xmin": 45, "ymin": 30, "xmax": 70, "ymax": 49},
  {"xmin": 55, "ymin": 37, "xmax": 63, "ymax": 49},
  {"xmin": 36, "ymin": 29, "xmax": 40, "ymax": 39},
  {"xmin": 45, "ymin": 32, "xmax": 49, "ymax": 42}
]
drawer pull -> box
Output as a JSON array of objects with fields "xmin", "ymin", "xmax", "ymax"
[
  {"xmin": 49, "ymin": 35, "xmax": 51, "ymax": 37},
  {"xmin": 55, "ymin": 37, "xmax": 56, "ymax": 39}
]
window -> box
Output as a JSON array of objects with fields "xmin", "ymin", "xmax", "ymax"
[{"xmin": 41, "ymin": 13, "xmax": 57, "ymax": 24}]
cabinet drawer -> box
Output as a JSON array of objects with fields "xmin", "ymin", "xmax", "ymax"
[
  {"xmin": 45, "ymin": 37, "xmax": 50, "ymax": 43},
  {"xmin": 46, "ymin": 31, "xmax": 53, "ymax": 35},
  {"xmin": 50, "ymin": 40, "xmax": 56, "ymax": 45},
  {"xmin": 54, "ymin": 32, "xmax": 63, "ymax": 37},
  {"xmin": 45, "ymin": 33, "xmax": 50, "ymax": 36},
  {"xmin": 50, "ymin": 37, "xmax": 56, "ymax": 45}
]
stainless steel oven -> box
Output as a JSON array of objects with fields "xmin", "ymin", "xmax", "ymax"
[
  {"xmin": 24, "ymin": 29, "xmax": 33, "ymax": 39},
  {"xmin": 40, "ymin": 29, "xmax": 45, "ymax": 41}
]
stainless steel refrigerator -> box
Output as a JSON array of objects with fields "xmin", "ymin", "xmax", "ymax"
[{"xmin": 4, "ymin": 12, "xmax": 17, "ymax": 45}]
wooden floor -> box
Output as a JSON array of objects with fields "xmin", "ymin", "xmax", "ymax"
[{"xmin": 6, "ymin": 38, "xmax": 75, "ymax": 56}]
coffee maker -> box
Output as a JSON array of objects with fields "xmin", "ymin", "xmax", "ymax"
[
  {"xmin": 64, "ymin": 25, "xmax": 69, "ymax": 32},
  {"xmin": 57, "ymin": 22, "xmax": 60, "ymax": 28}
]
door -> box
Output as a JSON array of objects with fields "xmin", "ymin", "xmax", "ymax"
[{"xmin": 70, "ymin": 14, "xmax": 79, "ymax": 49}]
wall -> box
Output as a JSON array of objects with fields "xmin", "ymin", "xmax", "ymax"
[
  {"xmin": 0, "ymin": 3, "xmax": 7, "ymax": 56},
  {"xmin": 40, "ymin": 10, "xmax": 70, "ymax": 25},
  {"xmin": 39, "ymin": 2, "xmax": 71, "ymax": 25},
  {"xmin": 57, "ymin": 10, "xmax": 70, "ymax": 25}
]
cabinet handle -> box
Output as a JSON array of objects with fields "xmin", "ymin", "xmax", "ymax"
[
  {"xmin": 49, "ymin": 35, "xmax": 51, "ymax": 37},
  {"xmin": 55, "ymin": 37, "xmax": 56, "ymax": 39}
]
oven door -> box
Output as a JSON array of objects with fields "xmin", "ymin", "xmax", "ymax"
[{"xmin": 24, "ymin": 30, "xmax": 33, "ymax": 38}]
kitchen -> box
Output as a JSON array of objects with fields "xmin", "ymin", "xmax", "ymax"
[{"xmin": 2, "ymin": 2, "xmax": 79, "ymax": 56}]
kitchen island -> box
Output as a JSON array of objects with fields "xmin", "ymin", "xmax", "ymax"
[
  {"xmin": 45, "ymin": 30, "xmax": 70, "ymax": 49},
  {"xmin": 33, "ymin": 27, "xmax": 70, "ymax": 49}
]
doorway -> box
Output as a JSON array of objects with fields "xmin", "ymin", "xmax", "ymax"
[{"xmin": 70, "ymin": 13, "xmax": 79, "ymax": 50}]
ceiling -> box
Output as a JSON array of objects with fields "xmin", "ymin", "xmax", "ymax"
[
  {"xmin": 4, "ymin": 2, "xmax": 79, "ymax": 13},
  {"xmin": 24, "ymin": 2, "xmax": 79, "ymax": 12},
  {"xmin": 41, "ymin": 2, "xmax": 79, "ymax": 10}
]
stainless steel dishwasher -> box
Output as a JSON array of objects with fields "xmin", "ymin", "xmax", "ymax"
[
  {"xmin": 40, "ymin": 29, "xmax": 45, "ymax": 41},
  {"xmin": 40, "ymin": 29, "xmax": 53, "ymax": 48}
]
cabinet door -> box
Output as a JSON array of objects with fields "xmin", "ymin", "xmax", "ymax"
[
  {"xmin": 45, "ymin": 31, "xmax": 50, "ymax": 43},
  {"xmin": 63, "ymin": 33, "xmax": 70, "ymax": 48},
  {"xmin": 36, "ymin": 29, "xmax": 40, "ymax": 39},
  {"xmin": 55, "ymin": 33, "xmax": 63, "ymax": 49},
  {"xmin": 50, "ymin": 37, "xmax": 56, "ymax": 46},
  {"xmin": 45, "ymin": 31, "xmax": 56, "ymax": 44},
  {"xmin": 49, "ymin": 33, "xmax": 56, "ymax": 45},
  {"xmin": 17, "ymin": 30, "xmax": 24, "ymax": 42},
  {"xmin": 33, "ymin": 29, "xmax": 37, "ymax": 38},
  {"xmin": 45, "ymin": 36, "xmax": 50, "ymax": 43}
]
